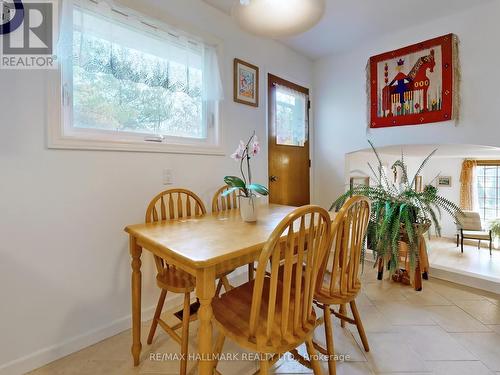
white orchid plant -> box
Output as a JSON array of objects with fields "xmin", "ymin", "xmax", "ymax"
[{"xmin": 223, "ymin": 132, "xmax": 269, "ymax": 198}]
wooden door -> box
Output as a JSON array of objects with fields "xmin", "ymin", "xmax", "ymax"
[{"xmin": 268, "ymin": 74, "xmax": 310, "ymax": 206}]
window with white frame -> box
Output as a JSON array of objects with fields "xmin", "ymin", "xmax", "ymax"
[
  {"xmin": 477, "ymin": 164, "xmax": 500, "ymax": 224},
  {"xmin": 51, "ymin": 0, "xmax": 224, "ymax": 153}
]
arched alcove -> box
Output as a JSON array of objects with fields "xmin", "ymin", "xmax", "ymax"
[{"xmin": 342, "ymin": 143, "xmax": 500, "ymax": 292}]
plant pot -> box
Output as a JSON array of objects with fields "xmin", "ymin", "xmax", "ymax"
[
  {"xmin": 399, "ymin": 220, "xmax": 431, "ymax": 242},
  {"xmin": 239, "ymin": 196, "xmax": 259, "ymax": 222}
]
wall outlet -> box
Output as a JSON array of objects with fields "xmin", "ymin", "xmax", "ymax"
[{"xmin": 163, "ymin": 169, "xmax": 173, "ymax": 185}]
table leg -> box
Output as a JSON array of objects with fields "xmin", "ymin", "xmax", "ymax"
[
  {"xmin": 414, "ymin": 261, "xmax": 422, "ymax": 291},
  {"xmin": 196, "ymin": 267, "xmax": 216, "ymax": 375},
  {"xmin": 377, "ymin": 257, "xmax": 384, "ymax": 280},
  {"xmin": 419, "ymin": 235, "xmax": 430, "ymax": 278},
  {"xmin": 248, "ymin": 262, "xmax": 254, "ymax": 282},
  {"xmin": 130, "ymin": 235, "xmax": 142, "ymax": 366}
]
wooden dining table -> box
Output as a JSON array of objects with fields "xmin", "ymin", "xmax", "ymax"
[{"xmin": 124, "ymin": 204, "xmax": 335, "ymax": 374}]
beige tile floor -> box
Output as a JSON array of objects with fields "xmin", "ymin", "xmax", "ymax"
[{"xmin": 28, "ymin": 265, "xmax": 500, "ymax": 375}]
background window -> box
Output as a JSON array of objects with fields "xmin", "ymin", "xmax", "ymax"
[
  {"xmin": 73, "ymin": 7, "xmax": 205, "ymax": 139},
  {"xmin": 477, "ymin": 165, "xmax": 500, "ymax": 223},
  {"xmin": 50, "ymin": 0, "xmax": 223, "ymax": 153}
]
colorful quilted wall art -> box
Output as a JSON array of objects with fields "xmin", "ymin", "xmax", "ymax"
[{"xmin": 368, "ymin": 34, "xmax": 460, "ymax": 128}]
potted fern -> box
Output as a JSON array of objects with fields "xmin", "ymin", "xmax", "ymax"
[
  {"xmin": 224, "ymin": 132, "xmax": 269, "ymax": 222},
  {"xmin": 331, "ymin": 141, "xmax": 462, "ymax": 283}
]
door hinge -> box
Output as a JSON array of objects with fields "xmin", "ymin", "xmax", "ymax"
[
  {"xmin": 308, "ymin": 100, "xmax": 311, "ymax": 110},
  {"xmin": 309, "ymin": 159, "xmax": 311, "ymax": 168}
]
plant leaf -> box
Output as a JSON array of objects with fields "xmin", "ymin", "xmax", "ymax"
[
  {"xmin": 247, "ymin": 183, "xmax": 269, "ymax": 196},
  {"xmin": 221, "ymin": 187, "xmax": 239, "ymax": 197},
  {"xmin": 224, "ymin": 176, "xmax": 245, "ymax": 189},
  {"xmin": 410, "ymin": 148, "xmax": 438, "ymax": 188}
]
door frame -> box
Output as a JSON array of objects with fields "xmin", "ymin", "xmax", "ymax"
[{"xmin": 267, "ymin": 73, "xmax": 312, "ymax": 205}]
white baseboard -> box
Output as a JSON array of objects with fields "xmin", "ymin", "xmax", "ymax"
[
  {"xmin": 0, "ymin": 268, "xmax": 248, "ymax": 375},
  {"xmin": 0, "ymin": 302, "xmax": 160, "ymax": 375}
]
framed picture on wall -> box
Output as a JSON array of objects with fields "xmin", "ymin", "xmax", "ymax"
[
  {"xmin": 437, "ymin": 176, "xmax": 452, "ymax": 187},
  {"xmin": 234, "ymin": 58, "xmax": 259, "ymax": 107},
  {"xmin": 350, "ymin": 176, "xmax": 370, "ymax": 190}
]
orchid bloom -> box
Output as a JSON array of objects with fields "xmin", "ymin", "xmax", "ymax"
[
  {"xmin": 231, "ymin": 133, "xmax": 260, "ymax": 161},
  {"xmin": 223, "ymin": 131, "xmax": 269, "ymax": 199},
  {"xmin": 231, "ymin": 140, "xmax": 246, "ymax": 160},
  {"xmin": 251, "ymin": 136, "xmax": 260, "ymax": 156}
]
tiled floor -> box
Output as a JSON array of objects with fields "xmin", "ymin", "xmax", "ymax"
[{"xmin": 28, "ymin": 265, "xmax": 500, "ymax": 375}]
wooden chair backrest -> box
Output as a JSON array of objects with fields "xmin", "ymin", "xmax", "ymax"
[
  {"xmin": 212, "ymin": 185, "xmax": 239, "ymax": 212},
  {"xmin": 317, "ymin": 196, "xmax": 371, "ymax": 299},
  {"xmin": 248, "ymin": 205, "xmax": 332, "ymax": 347},
  {"xmin": 145, "ymin": 188, "xmax": 207, "ymax": 272}
]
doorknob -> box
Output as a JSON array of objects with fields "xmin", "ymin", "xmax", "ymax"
[{"xmin": 269, "ymin": 175, "xmax": 278, "ymax": 182}]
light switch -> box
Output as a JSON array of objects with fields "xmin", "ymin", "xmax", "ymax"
[{"xmin": 163, "ymin": 169, "xmax": 173, "ymax": 185}]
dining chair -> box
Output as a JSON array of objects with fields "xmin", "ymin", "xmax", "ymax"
[
  {"xmin": 212, "ymin": 185, "xmax": 255, "ymax": 282},
  {"xmin": 314, "ymin": 196, "xmax": 371, "ymax": 375},
  {"xmin": 211, "ymin": 205, "xmax": 332, "ymax": 374},
  {"xmin": 212, "ymin": 185, "xmax": 239, "ymax": 212},
  {"xmin": 145, "ymin": 188, "xmax": 232, "ymax": 375}
]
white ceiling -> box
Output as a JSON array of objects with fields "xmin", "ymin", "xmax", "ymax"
[
  {"xmin": 352, "ymin": 144, "xmax": 500, "ymax": 159},
  {"xmin": 203, "ymin": 0, "xmax": 494, "ymax": 59},
  {"xmin": 204, "ymin": 0, "xmax": 234, "ymax": 14}
]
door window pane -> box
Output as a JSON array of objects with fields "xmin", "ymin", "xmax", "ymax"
[{"xmin": 275, "ymin": 85, "xmax": 308, "ymax": 147}]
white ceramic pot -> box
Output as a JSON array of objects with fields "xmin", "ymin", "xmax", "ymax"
[{"xmin": 239, "ymin": 195, "xmax": 259, "ymax": 222}]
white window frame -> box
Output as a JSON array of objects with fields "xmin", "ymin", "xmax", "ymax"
[
  {"xmin": 476, "ymin": 164, "xmax": 500, "ymax": 224},
  {"xmin": 48, "ymin": 0, "xmax": 224, "ymax": 155}
]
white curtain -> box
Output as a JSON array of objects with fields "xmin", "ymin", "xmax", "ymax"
[
  {"xmin": 203, "ymin": 45, "xmax": 224, "ymax": 102},
  {"xmin": 275, "ymin": 83, "xmax": 308, "ymax": 146},
  {"xmin": 57, "ymin": 0, "xmax": 73, "ymax": 66},
  {"xmin": 57, "ymin": 0, "xmax": 223, "ymax": 102}
]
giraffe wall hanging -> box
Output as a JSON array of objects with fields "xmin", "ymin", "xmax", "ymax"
[{"xmin": 367, "ymin": 34, "xmax": 460, "ymax": 129}]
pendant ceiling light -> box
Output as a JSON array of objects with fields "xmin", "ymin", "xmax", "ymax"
[{"xmin": 232, "ymin": 0, "xmax": 325, "ymax": 38}]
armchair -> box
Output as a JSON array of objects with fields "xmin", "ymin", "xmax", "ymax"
[{"xmin": 456, "ymin": 211, "xmax": 492, "ymax": 255}]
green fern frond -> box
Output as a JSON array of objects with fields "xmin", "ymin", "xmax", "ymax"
[{"xmin": 410, "ymin": 148, "xmax": 438, "ymax": 188}]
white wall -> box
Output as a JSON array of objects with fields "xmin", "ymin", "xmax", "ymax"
[
  {"xmin": 313, "ymin": 1, "xmax": 500, "ymax": 209},
  {"xmin": 0, "ymin": 1, "xmax": 313, "ymax": 373},
  {"xmin": 423, "ymin": 157, "xmax": 462, "ymax": 236}
]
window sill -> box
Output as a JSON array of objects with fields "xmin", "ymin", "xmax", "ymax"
[
  {"xmin": 47, "ymin": 135, "xmax": 225, "ymax": 156},
  {"xmin": 47, "ymin": 64, "xmax": 225, "ymax": 156}
]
